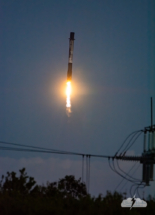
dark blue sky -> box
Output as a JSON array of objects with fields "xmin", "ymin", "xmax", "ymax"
[{"xmin": 0, "ymin": 0, "xmax": 155, "ymax": 197}]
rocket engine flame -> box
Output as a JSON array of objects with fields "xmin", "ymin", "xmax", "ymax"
[{"xmin": 66, "ymin": 81, "xmax": 72, "ymax": 116}]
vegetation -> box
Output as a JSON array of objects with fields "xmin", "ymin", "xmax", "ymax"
[{"xmin": 0, "ymin": 168, "xmax": 154, "ymax": 214}]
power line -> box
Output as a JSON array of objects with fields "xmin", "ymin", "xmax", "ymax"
[
  {"xmin": 88, "ymin": 155, "xmax": 91, "ymax": 193},
  {"xmin": 120, "ymin": 131, "xmax": 142, "ymax": 155},
  {"xmin": 114, "ymin": 130, "xmax": 143, "ymax": 156},
  {"xmin": 0, "ymin": 125, "xmax": 152, "ymax": 195},
  {"xmin": 134, "ymin": 183, "xmax": 146, "ymax": 199},
  {"xmin": 115, "ymin": 162, "xmax": 138, "ymax": 191},
  {"xmin": 116, "ymin": 159, "xmax": 141, "ymax": 182},
  {"xmin": 119, "ymin": 163, "xmax": 141, "ymax": 192},
  {"xmin": 86, "ymin": 155, "xmax": 88, "ymax": 192},
  {"xmin": 123, "ymin": 132, "xmax": 142, "ymax": 153},
  {"xmin": 0, "ymin": 141, "xmax": 111, "ymax": 159},
  {"xmin": 129, "ymin": 181, "xmax": 145, "ymax": 197},
  {"xmin": 108, "ymin": 158, "xmax": 141, "ymax": 184},
  {"xmin": 82, "ymin": 155, "xmax": 84, "ymax": 183}
]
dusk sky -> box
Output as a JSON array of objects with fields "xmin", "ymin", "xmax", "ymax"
[{"xmin": 0, "ymin": 0, "xmax": 155, "ymax": 198}]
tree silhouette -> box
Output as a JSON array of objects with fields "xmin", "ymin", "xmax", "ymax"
[
  {"xmin": 0, "ymin": 168, "xmax": 37, "ymax": 195},
  {"xmin": 57, "ymin": 175, "xmax": 87, "ymax": 199},
  {"xmin": 0, "ymin": 168, "xmax": 154, "ymax": 215}
]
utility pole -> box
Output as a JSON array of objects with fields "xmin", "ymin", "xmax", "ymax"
[{"xmin": 115, "ymin": 97, "xmax": 155, "ymax": 186}]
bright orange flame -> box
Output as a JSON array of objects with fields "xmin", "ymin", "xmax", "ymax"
[{"xmin": 66, "ymin": 81, "xmax": 72, "ymax": 116}]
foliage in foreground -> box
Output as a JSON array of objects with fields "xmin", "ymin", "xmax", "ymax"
[{"xmin": 0, "ymin": 168, "xmax": 154, "ymax": 215}]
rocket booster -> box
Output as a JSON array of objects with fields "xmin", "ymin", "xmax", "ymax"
[{"xmin": 67, "ymin": 32, "xmax": 75, "ymax": 81}]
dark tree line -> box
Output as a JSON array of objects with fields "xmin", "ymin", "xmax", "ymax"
[{"xmin": 0, "ymin": 168, "xmax": 154, "ymax": 215}]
